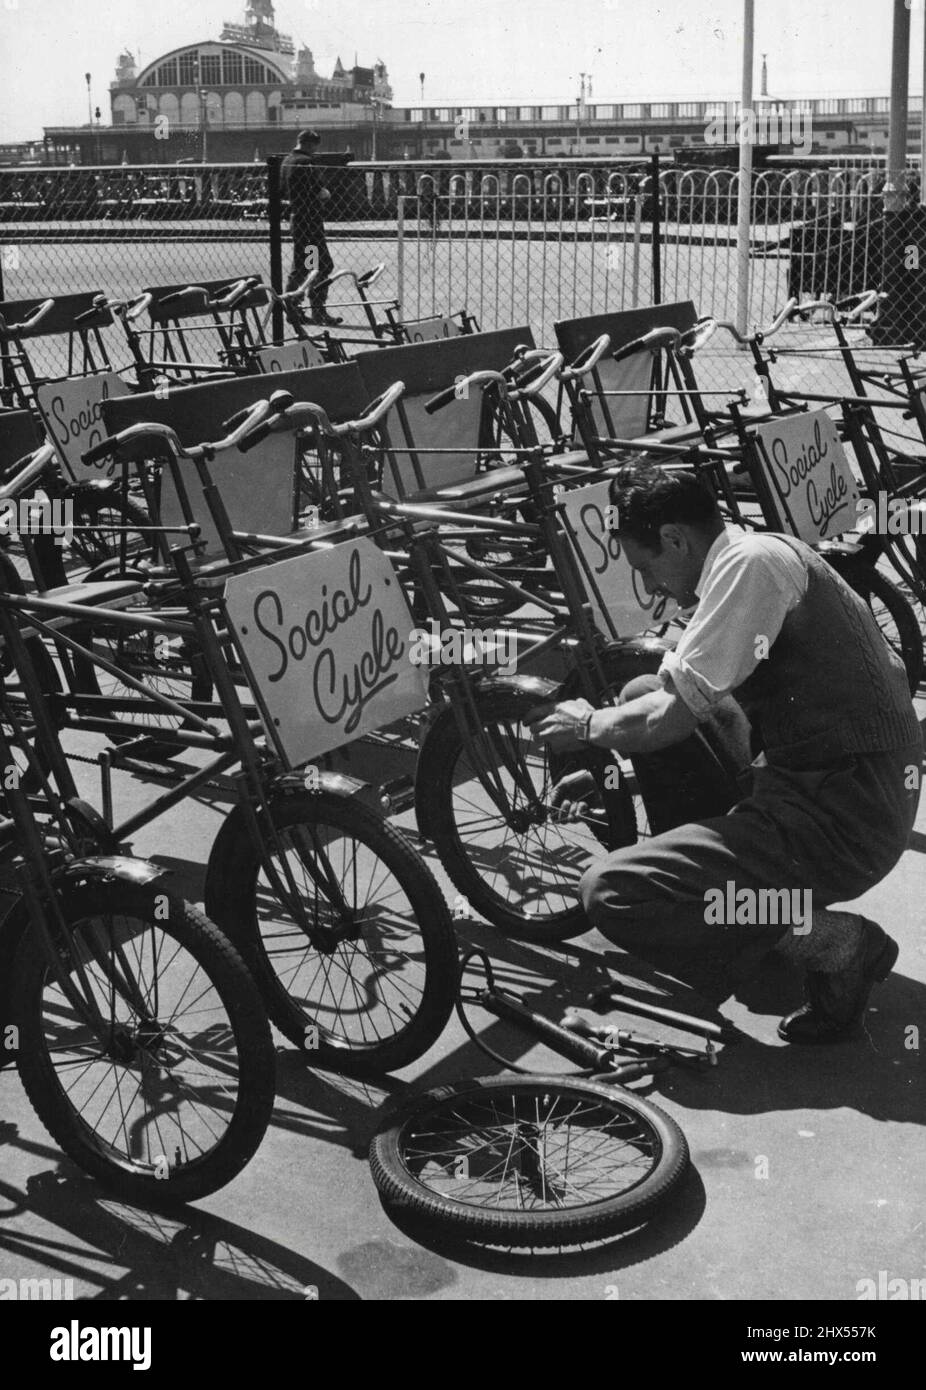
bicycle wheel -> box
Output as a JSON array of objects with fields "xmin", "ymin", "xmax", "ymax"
[
  {"xmin": 205, "ymin": 789, "xmax": 458, "ymax": 1074},
  {"xmin": 37, "ymin": 489, "xmax": 153, "ymax": 574},
  {"xmin": 416, "ymin": 688, "xmax": 635, "ymax": 940},
  {"xmin": 369, "ymin": 1075, "xmax": 689, "ymax": 1247},
  {"xmin": 14, "ymin": 881, "xmax": 275, "ymax": 1204},
  {"xmin": 844, "ymin": 564, "xmax": 923, "ymax": 694}
]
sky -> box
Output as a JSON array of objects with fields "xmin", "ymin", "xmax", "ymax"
[{"xmin": 2, "ymin": 0, "xmax": 926, "ymax": 143}]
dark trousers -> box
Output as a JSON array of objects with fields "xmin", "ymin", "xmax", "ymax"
[
  {"xmin": 287, "ymin": 227, "xmax": 334, "ymax": 311},
  {"xmin": 580, "ymin": 677, "xmax": 922, "ymax": 986}
]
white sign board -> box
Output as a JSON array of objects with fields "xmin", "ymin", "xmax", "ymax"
[
  {"xmin": 225, "ymin": 537, "xmax": 428, "ymax": 765},
  {"xmin": 36, "ymin": 372, "xmax": 132, "ymax": 483},
  {"xmin": 254, "ymin": 340, "xmax": 325, "ymax": 373},
  {"xmin": 560, "ymin": 480, "xmax": 678, "ymax": 637},
  {"xmin": 752, "ymin": 410, "xmax": 859, "ymax": 543}
]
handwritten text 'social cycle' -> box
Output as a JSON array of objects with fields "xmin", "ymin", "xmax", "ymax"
[{"xmin": 226, "ymin": 539, "xmax": 427, "ymax": 765}]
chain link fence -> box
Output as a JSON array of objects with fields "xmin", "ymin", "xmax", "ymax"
[{"xmin": 1, "ymin": 156, "xmax": 921, "ymax": 433}]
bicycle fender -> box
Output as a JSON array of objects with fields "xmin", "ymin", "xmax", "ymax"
[
  {"xmin": 52, "ymin": 856, "xmax": 171, "ymax": 889},
  {"xmin": 0, "ymin": 860, "xmax": 169, "ymax": 1070},
  {"xmin": 203, "ymin": 772, "xmax": 379, "ymax": 922},
  {"xmin": 554, "ymin": 636, "xmax": 672, "ymax": 700}
]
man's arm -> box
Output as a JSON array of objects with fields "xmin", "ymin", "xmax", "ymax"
[
  {"xmin": 588, "ymin": 680, "xmax": 700, "ymax": 752},
  {"xmin": 525, "ymin": 679, "xmax": 699, "ymax": 756}
]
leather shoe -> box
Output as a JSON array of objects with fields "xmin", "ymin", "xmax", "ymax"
[
  {"xmin": 778, "ymin": 919, "xmax": 899, "ymax": 1044},
  {"xmin": 310, "ymin": 311, "xmax": 343, "ymax": 327}
]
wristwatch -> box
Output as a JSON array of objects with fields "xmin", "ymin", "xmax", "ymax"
[{"xmin": 576, "ymin": 710, "xmax": 594, "ymax": 744}]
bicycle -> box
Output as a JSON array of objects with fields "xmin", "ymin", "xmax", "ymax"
[{"xmin": 0, "ymin": 597, "xmax": 276, "ymax": 1204}]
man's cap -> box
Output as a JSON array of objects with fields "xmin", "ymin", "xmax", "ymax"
[{"xmin": 296, "ymin": 129, "xmax": 321, "ymax": 145}]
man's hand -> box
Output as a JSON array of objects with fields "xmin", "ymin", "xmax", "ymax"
[
  {"xmin": 320, "ymin": 187, "xmax": 331, "ymax": 202},
  {"xmin": 549, "ymin": 769, "xmax": 598, "ymax": 823},
  {"xmin": 524, "ymin": 698, "xmax": 596, "ymax": 753}
]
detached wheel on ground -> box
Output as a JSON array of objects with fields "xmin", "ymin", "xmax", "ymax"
[{"xmin": 369, "ymin": 1075, "xmax": 690, "ymax": 1247}]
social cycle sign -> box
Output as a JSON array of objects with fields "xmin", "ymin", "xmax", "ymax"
[
  {"xmin": 36, "ymin": 372, "xmax": 132, "ymax": 482},
  {"xmin": 559, "ymin": 480, "xmax": 679, "ymax": 638},
  {"xmin": 751, "ymin": 410, "xmax": 859, "ymax": 543},
  {"xmin": 225, "ymin": 537, "xmax": 428, "ymax": 765}
]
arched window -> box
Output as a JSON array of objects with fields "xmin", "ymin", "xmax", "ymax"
[
  {"xmin": 224, "ymin": 92, "xmax": 245, "ymax": 125},
  {"xmin": 158, "ymin": 93, "xmax": 180, "ymax": 124},
  {"xmin": 180, "ymin": 93, "xmax": 200, "ymax": 126},
  {"xmin": 246, "ymin": 91, "xmax": 267, "ymax": 125}
]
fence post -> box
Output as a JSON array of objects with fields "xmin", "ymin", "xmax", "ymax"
[
  {"xmin": 396, "ymin": 195, "xmax": 405, "ymax": 318},
  {"xmin": 650, "ymin": 151, "xmax": 662, "ymax": 305},
  {"xmin": 267, "ymin": 154, "xmax": 284, "ymax": 346}
]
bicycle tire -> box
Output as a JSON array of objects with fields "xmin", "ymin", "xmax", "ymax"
[
  {"xmin": 843, "ymin": 564, "xmax": 924, "ymax": 694},
  {"xmin": 205, "ymin": 788, "xmax": 458, "ymax": 1074},
  {"xmin": 416, "ymin": 686, "xmax": 635, "ymax": 940},
  {"xmin": 34, "ymin": 490, "xmax": 153, "ymax": 575},
  {"xmin": 369, "ymin": 1075, "xmax": 689, "ymax": 1247},
  {"xmin": 14, "ymin": 881, "xmax": 275, "ymax": 1204}
]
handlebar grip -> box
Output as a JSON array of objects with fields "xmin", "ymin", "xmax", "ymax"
[
  {"xmin": 611, "ymin": 334, "xmax": 650, "ymax": 363},
  {"xmin": 159, "ymin": 288, "xmax": 200, "ymax": 308},
  {"xmin": 425, "ymin": 384, "xmax": 460, "ymax": 415},
  {"xmin": 237, "ymin": 421, "xmax": 274, "ymax": 454},
  {"xmin": 81, "ymin": 437, "xmax": 118, "ymax": 466},
  {"xmin": 222, "ymin": 406, "xmax": 255, "ymax": 431},
  {"xmin": 73, "ymin": 296, "xmax": 108, "ymax": 326}
]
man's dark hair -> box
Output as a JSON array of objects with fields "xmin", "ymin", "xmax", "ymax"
[
  {"xmin": 608, "ymin": 462, "xmax": 720, "ymax": 551},
  {"xmin": 296, "ymin": 129, "xmax": 321, "ymax": 147}
]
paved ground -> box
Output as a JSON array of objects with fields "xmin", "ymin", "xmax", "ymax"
[{"xmin": 0, "ymin": 673, "xmax": 924, "ymax": 1301}]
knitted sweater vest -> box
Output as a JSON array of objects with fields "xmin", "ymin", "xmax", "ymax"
[{"xmin": 732, "ymin": 535, "xmax": 920, "ymax": 767}]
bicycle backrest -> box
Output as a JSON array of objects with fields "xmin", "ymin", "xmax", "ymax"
[
  {"xmin": 144, "ymin": 278, "xmax": 270, "ymax": 326},
  {"xmin": 0, "ymin": 292, "xmax": 116, "ymax": 394},
  {"xmin": 354, "ymin": 327, "xmax": 535, "ymax": 497},
  {"xmin": 0, "ymin": 408, "xmax": 41, "ymax": 481},
  {"xmin": 251, "ymin": 339, "xmax": 326, "ymax": 373},
  {"xmin": 140, "ymin": 276, "xmax": 270, "ymax": 377},
  {"xmin": 399, "ymin": 314, "xmax": 467, "ymax": 344},
  {"xmin": 101, "ymin": 363, "xmax": 370, "ymax": 560},
  {"xmin": 555, "ymin": 302, "xmax": 697, "ymax": 441}
]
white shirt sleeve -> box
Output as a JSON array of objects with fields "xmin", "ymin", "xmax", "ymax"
[{"xmin": 658, "ymin": 537, "xmax": 807, "ymax": 719}]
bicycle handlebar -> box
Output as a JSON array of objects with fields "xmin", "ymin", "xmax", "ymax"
[
  {"xmin": 0, "ymin": 442, "xmax": 58, "ymax": 499},
  {"xmin": 714, "ymin": 297, "xmax": 798, "ymax": 345},
  {"xmin": 425, "ymin": 369, "xmax": 508, "ymax": 414},
  {"xmin": 73, "ymin": 291, "xmax": 152, "ymax": 326},
  {"xmin": 560, "ymin": 335, "xmax": 612, "ymax": 380},
  {"xmin": 237, "ymin": 380, "xmax": 406, "ymax": 453},
  {"xmin": 0, "ymin": 297, "xmax": 55, "ymax": 338},
  {"xmin": 80, "ymin": 396, "xmax": 275, "ymax": 467},
  {"xmin": 677, "ymin": 317, "xmax": 718, "ymax": 357},
  {"xmin": 356, "ymin": 263, "xmax": 385, "ymax": 289}
]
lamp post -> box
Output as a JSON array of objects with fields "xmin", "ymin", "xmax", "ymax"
[
  {"xmin": 420, "ymin": 71, "xmax": 426, "ymax": 157},
  {"xmin": 575, "ymin": 73, "xmax": 591, "ymax": 154},
  {"xmin": 85, "ymin": 73, "xmax": 92, "ymax": 164}
]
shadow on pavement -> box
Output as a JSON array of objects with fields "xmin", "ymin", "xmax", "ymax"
[{"xmin": 0, "ymin": 1123, "xmax": 359, "ymax": 1300}]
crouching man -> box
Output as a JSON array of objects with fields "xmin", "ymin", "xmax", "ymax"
[{"xmin": 526, "ymin": 464, "xmax": 922, "ymax": 1042}]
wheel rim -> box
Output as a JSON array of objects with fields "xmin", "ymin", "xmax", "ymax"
[
  {"xmin": 447, "ymin": 715, "xmax": 609, "ymax": 921},
  {"xmin": 39, "ymin": 912, "xmax": 243, "ymax": 1178},
  {"xmin": 254, "ymin": 820, "xmax": 430, "ymax": 1052},
  {"xmin": 397, "ymin": 1083, "xmax": 665, "ymax": 1212}
]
